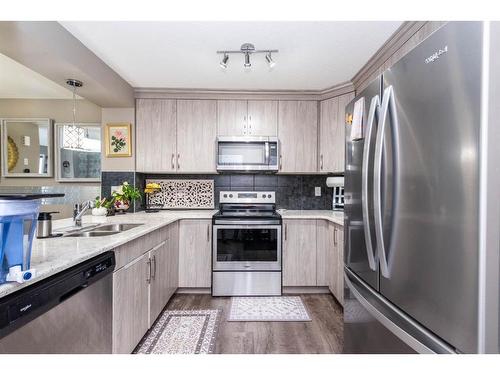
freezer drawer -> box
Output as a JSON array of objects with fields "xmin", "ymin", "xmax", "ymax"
[
  {"xmin": 212, "ymin": 271, "xmax": 282, "ymax": 296},
  {"xmin": 343, "ymin": 267, "xmax": 454, "ymax": 354}
]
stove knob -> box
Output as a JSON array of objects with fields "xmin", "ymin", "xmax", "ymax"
[
  {"xmin": 229, "ymin": 194, "xmax": 233, "ymax": 198},
  {"xmin": 267, "ymin": 194, "xmax": 272, "ymax": 198},
  {"xmin": 223, "ymin": 194, "xmax": 228, "ymax": 198},
  {"xmin": 262, "ymin": 194, "xmax": 266, "ymax": 198}
]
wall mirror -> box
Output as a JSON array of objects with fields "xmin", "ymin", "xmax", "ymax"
[
  {"xmin": 1, "ymin": 118, "xmax": 53, "ymax": 177},
  {"xmin": 55, "ymin": 123, "xmax": 101, "ymax": 182}
]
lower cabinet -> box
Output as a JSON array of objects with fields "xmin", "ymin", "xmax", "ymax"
[
  {"xmin": 112, "ymin": 223, "xmax": 179, "ymax": 354},
  {"xmin": 178, "ymin": 219, "xmax": 212, "ymax": 288},
  {"xmin": 112, "ymin": 252, "xmax": 150, "ymax": 354},
  {"xmin": 283, "ymin": 219, "xmax": 317, "ymax": 286},
  {"xmin": 282, "ymin": 218, "xmax": 344, "ymax": 306}
]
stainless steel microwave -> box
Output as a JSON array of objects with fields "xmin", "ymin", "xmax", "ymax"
[{"xmin": 216, "ymin": 136, "xmax": 279, "ymax": 172}]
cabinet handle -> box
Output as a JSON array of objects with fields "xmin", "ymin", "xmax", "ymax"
[
  {"xmin": 146, "ymin": 258, "xmax": 152, "ymax": 284},
  {"xmin": 207, "ymin": 224, "xmax": 210, "ymax": 242},
  {"xmin": 284, "ymin": 223, "xmax": 287, "ymax": 241},
  {"xmin": 334, "ymin": 228, "xmax": 337, "ymax": 245},
  {"xmin": 171, "ymin": 153, "xmax": 175, "ymax": 170},
  {"xmin": 177, "ymin": 153, "xmax": 180, "ymax": 170},
  {"xmin": 320, "ymin": 154, "xmax": 323, "ymax": 170},
  {"xmin": 152, "ymin": 255, "xmax": 157, "ymax": 280},
  {"xmin": 279, "ymin": 155, "xmax": 282, "ymax": 170}
]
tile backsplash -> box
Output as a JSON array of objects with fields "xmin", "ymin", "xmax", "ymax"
[{"xmin": 136, "ymin": 173, "xmax": 336, "ymax": 210}]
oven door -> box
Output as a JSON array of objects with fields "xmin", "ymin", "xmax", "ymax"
[{"xmin": 213, "ymin": 224, "xmax": 282, "ymax": 271}]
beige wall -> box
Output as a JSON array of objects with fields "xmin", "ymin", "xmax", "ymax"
[
  {"xmin": 0, "ymin": 98, "xmax": 102, "ymax": 186},
  {"xmin": 101, "ymin": 107, "xmax": 135, "ymax": 171}
]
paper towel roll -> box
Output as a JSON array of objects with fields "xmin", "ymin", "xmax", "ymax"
[{"xmin": 326, "ymin": 177, "xmax": 344, "ymax": 187}]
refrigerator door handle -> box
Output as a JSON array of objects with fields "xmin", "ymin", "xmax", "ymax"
[
  {"xmin": 374, "ymin": 85, "xmax": 399, "ymax": 278},
  {"xmin": 361, "ymin": 95, "xmax": 380, "ymax": 271}
]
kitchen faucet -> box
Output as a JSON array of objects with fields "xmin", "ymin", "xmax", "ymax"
[{"xmin": 73, "ymin": 200, "xmax": 93, "ymax": 227}]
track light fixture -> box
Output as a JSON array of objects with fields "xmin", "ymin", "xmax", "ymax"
[{"xmin": 217, "ymin": 43, "xmax": 278, "ymax": 69}]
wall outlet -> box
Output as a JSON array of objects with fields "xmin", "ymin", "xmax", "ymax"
[
  {"xmin": 315, "ymin": 186, "xmax": 321, "ymax": 196},
  {"xmin": 23, "ymin": 158, "xmax": 29, "ymax": 166}
]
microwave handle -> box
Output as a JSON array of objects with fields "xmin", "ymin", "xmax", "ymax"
[{"xmin": 265, "ymin": 142, "xmax": 270, "ymax": 164}]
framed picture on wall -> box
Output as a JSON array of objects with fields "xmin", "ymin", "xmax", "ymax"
[{"xmin": 105, "ymin": 123, "xmax": 132, "ymax": 157}]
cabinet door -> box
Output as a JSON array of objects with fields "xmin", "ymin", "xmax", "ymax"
[
  {"xmin": 178, "ymin": 220, "xmax": 212, "ymax": 288},
  {"xmin": 247, "ymin": 100, "xmax": 277, "ymax": 136},
  {"xmin": 166, "ymin": 221, "xmax": 179, "ymax": 300},
  {"xmin": 217, "ymin": 100, "xmax": 248, "ymax": 136},
  {"xmin": 319, "ymin": 97, "xmax": 339, "ymax": 172},
  {"xmin": 149, "ymin": 240, "xmax": 169, "ymax": 323},
  {"xmin": 335, "ymin": 225, "xmax": 345, "ymax": 306},
  {"xmin": 136, "ymin": 99, "xmax": 176, "ymax": 172},
  {"xmin": 283, "ymin": 219, "xmax": 317, "ymax": 286},
  {"xmin": 316, "ymin": 220, "xmax": 334, "ymax": 286},
  {"xmin": 176, "ymin": 100, "xmax": 217, "ymax": 172},
  {"xmin": 335, "ymin": 93, "xmax": 355, "ymax": 172},
  {"xmin": 112, "ymin": 253, "xmax": 150, "ymax": 354},
  {"xmin": 278, "ymin": 101, "xmax": 318, "ymax": 173}
]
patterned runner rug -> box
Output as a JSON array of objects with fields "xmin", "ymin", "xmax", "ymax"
[
  {"xmin": 228, "ymin": 296, "xmax": 311, "ymax": 322},
  {"xmin": 135, "ymin": 309, "xmax": 221, "ymax": 354}
]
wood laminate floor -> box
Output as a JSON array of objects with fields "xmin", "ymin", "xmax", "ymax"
[{"xmin": 166, "ymin": 293, "xmax": 343, "ymax": 354}]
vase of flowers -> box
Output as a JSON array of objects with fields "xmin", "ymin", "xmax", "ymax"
[{"xmin": 112, "ymin": 182, "xmax": 141, "ymax": 214}]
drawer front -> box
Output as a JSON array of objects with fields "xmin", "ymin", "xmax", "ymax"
[{"xmin": 114, "ymin": 226, "xmax": 168, "ymax": 269}]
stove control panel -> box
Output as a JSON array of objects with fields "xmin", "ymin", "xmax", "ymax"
[{"xmin": 220, "ymin": 191, "xmax": 275, "ymax": 204}]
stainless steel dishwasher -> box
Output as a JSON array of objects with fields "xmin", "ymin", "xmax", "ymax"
[{"xmin": 0, "ymin": 252, "xmax": 115, "ymax": 353}]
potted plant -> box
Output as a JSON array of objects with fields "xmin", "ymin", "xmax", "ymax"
[
  {"xmin": 92, "ymin": 196, "xmax": 115, "ymax": 216},
  {"xmin": 112, "ymin": 182, "xmax": 141, "ymax": 214}
]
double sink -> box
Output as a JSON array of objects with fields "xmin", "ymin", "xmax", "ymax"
[{"xmin": 64, "ymin": 223, "xmax": 143, "ymax": 237}]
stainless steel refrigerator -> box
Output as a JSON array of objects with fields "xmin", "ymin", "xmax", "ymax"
[{"xmin": 343, "ymin": 21, "xmax": 500, "ymax": 354}]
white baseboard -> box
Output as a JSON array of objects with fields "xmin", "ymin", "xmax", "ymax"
[{"xmin": 175, "ymin": 287, "xmax": 211, "ymax": 294}]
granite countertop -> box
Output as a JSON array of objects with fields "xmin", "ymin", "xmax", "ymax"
[
  {"xmin": 0, "ymin": 209, "xmax": 342, "ymax": 299},
  {"xmin": 0, "ymin": 210, "xmax": 216, "ymax": 299},
  {"xmin": 278, "ymin": 209, "xmax": 344, "ymax": 226}
]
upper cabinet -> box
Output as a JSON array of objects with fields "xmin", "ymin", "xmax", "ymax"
[
  {"xmin": 278, "ymin": 100, "xmax": 318, "ymax": 173},
  {"xmin": 247, "ymin": 100, "xmax": 278, "ymax": 136},
  {"xmin": 136, "ymin": 99, "xmax": 216, "ymax": 173},
  {"xmin": 176, "ymin": 100, "xmax": 217, "ymax": 173},
  {"xmin": 136, "ymin": 99, "xmax": 176, "ymax": 173},
  {"xmin": 319, "ymin": 92, "xmax": 354, "ymax": 173},
  {"xmin": 217, "ymin": 100, "xmax": 277, "ymax": 137}
]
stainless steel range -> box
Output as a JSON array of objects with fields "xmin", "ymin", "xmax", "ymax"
[{"xmin": 212, "ymin": 191, "xmax": 282, "ymax": 296}]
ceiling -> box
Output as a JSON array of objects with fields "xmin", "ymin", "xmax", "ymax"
[
  {"xmin": 60, "ymin": 21, "xmax": 402, "ymax": 91},
  {"xmin": 0, "ymin": 53, "xmax": 76, "ymax": 99}
]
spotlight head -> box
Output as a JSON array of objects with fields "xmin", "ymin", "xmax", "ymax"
[
  {"xmin": 244, "ymin": 52, "xmax": 251, "ymax": 68},
  {"xmin": 265, "ymin": 52, "xmax": 276, "ymax": 68},
  {"xmin": 220, "ymin": 53, "xmax": 229, "ymax": 69}
]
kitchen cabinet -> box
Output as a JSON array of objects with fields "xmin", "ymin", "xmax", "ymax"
[
  {"xmin": 176, "ymin": 100, "xmax": 217, "ymax": 172},
  {"xmin": 178, "ymin": 219, "xmax": 212, "ymax": 288},
  {"xmin": 328, "ymin": 223, "xmax": 344, "ymax": 306},
  {"xmin": 278, "ymin": 100, "xmax": 318, "ymax": 173},
  {"xmin": 217, "ymin": 100, "xmax": 247, "ymax": 136},
  {"xmin": 247, "ymin": 100, "xmax": 278, "ymax": 136},
  {"xmin": 283, "ymin": 219, "xmax": 317, "ymax": 286},
  {"xmin": 112, "ymin": 252, "xmax": 150, "ymax": 354},
  {"xmin": 319, "ymin": 93, "xmax": 354, "ymax": 173},
  {"xmin": 112, "ymin": 223, "xmax": 179, "ymax": 353},
  {"xmin": 136, "ymin": 99, "xmax": 176, "ymax": 172},
  {"xmin": 316, "ymin": 220, "xmax": 334, "ymax": 286},
  {"xmin": 217, "ymin": 100, "xmax": 277, "ymax": 136}
]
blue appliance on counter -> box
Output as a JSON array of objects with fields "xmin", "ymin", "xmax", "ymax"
[{"xmin": 0, "ymin": 194, "xmax": 64, "ymax": 284}]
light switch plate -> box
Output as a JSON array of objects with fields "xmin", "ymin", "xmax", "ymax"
[{"xmin": 315, "ymin": 186, "xmax": 321, "ymax": 196}]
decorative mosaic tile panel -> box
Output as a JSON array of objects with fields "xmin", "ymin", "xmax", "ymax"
[{"xmin": 146, "ymin": 179, "xmax": 214, "ymax": 209}]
